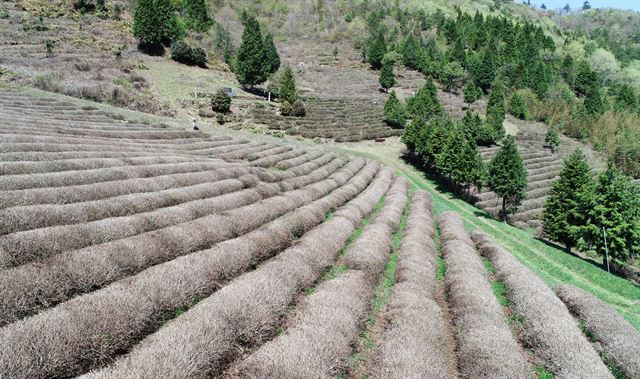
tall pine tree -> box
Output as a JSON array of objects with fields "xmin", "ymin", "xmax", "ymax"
[
  {"xmin": 279, "ymin": 65, "xmax": 298, "ymax": 104},
  {"xmin": 407, "ymin": 77, "xmax": 443, "ymax": 122},
  {"xmin": 184, "ymin": 0, "xmax": 211, "ymax": 32},
  {"xmin": 368, "ymin": 31, "xmax": 387, "ymax": 70},
  {"xmin": 486, "ymin": 79, "xmax": 506, "ymax": 140},
  {"xmin": 263, "ymin": 34, "xmax": 281, "ymax": 75},
  {"xmin": 236, "ymin": 14, "xmax": 267, "ymax": 87},
  {"xmin": 488, "ymin": 135, "xmax": 528, "ymax": 220},
  {"xmin": 383, "ymin": 91, "xmax": 405, "ymax": 128},
  {"xmin": 542, "ymin": 149, "xmax": 595, "ymax": 252},
  {"xmin": 133, "ymin": 0, "xmax": 160, "ymax": 48},
  {"xmin": 578, "ymin": 165, "xmax": 640, "ymax": 269},
  {"xmin": 379, "ymin": 59, "xmax": 395, "ymax": 92},
  {"xmin": 155, "ymin": 0, "xmax": 179, "ymax": 45}
]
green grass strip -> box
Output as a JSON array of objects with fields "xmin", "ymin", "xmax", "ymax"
[{"xmin": 347, "ymin": 196, "xmax": 410, "ymax": 373}]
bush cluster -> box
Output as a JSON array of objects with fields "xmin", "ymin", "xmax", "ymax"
[
  {"xmin": 210, "ymin": 89, "xmax": 231, "ymax": 113},
  {"xmin": 171, "ymin": 41, "xmax": 206, "ymax": 67}
]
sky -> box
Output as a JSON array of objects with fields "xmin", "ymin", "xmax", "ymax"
[{"xmin": 528, "ymin": 0, "xmax": 640, "ymax": 12}]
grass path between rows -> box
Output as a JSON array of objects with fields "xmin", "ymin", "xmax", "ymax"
[{"xmin": 335, "ymin": 140, "xmax": 640, "ymax": 330}]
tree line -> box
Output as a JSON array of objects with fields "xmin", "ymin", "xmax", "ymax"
[
  {"xmin": 401, "ymin": 78, "xmax": 528, "ymax": 221},
  {"xmin": 358, "ymin": 2, "xmax": 640, "ymax": 177}
]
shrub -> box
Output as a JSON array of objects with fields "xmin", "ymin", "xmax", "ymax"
[
  {"xmin": 210, "ymin": 89, "xmax": 231, "ymax": 113},
  {"xmin": 216, "ymin": 114, "xmax": 225, "ymax": 124},
  {"xmin": 280, "ymin": 101, "xmax": 293, "ymax": 116},
  {"xmin": 0, "ymin": 9, "xmax": 9, "ymax": 19},
  {"xmin": 292, "ymin": 100, "xmax": 306, "ymax": 117},
  {"xmin": 171, "ymin": 41, "xmax": 206, "ymax": 67}
]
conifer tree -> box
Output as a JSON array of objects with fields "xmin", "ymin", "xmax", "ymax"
[
  {"xmin": 560, "ymin": 55, "xmax": 576, "ymax": 89},
  {"xmin": 530, "ymin": 59, "xmax": 550, "ymax": 98},
  {"xmin": 407, "ymin": 77, "xmax": 443, "ymax": 122},
  {"xmin": 263, "ymin": 34, "xmax": 281, "ymax": 75},
  {"xmin": 463, "ymin": 81, "xmax": 482, "ymax": 107},
  {"xmin": 574, "ymin": 60, "xmax": 599, "ymax": 97},
  {"xmin": 379, "ymin": 59, "xmax": 395, "ymax": 92},
  {"xmin": 475, "ymin": 47, "xmax": 496, "ymax": 92},
  {"xmin": 236, "ymin": 14, "xmax": 267, "ymax": 87},
  {"xmin": 578, "ymin": 165, "xmax": 640, "ymax": 268},
  {"xmin": 488, "ymin": 135, "xmax": 528, "ymax": 220},
  {"xmin": 486, "ymin": 79, "xmax": 506, "ymax": 140},
  {"xmin": 457, "ymin": 138, "xmax": 487, "ymax": 197},
  {"xmin": 436, "ymin": 127, "xmax": 465, "ymax": 183},
  {"xmin": 155, "ymin": 0, "xmax": 179, "ymax": 44},
  {"xmin": 545, "ymin": 126, "xmax": 561, "ymax": 155},
  {"xmin": 184, "ymin": 0, "xmax": 211, "ymax": 32},
  {"xmin": 402, "ymin": 34, "xmax": 422, "ymax": 70},
  {"xmin": 368, "ymin": 31, "xmax": 387, "ymax": 70},
  {"xmin": 615, "ymin": 84, "xmax": 638, "ymax": 111},
  {"xmin": 133, "ymin": 0, "xmax": 160, "ymax": 48},
  {"xmin": 402, "ymin": 118, "xmax": 424, "ymax": 153},
  {"xmin": 584, "ymin": 87, "xmax": 605, "ymax": 117},
  {"xmin": 383, "ymin": 91, "xmax": 405, "ymax": 128},
  {"xmin": 460, "ymin": 110, "xmax": 494, "ymax": 146},
  {"xmin": 508, "ymin": 92, "xmax": 529, "ymax": 120},
  {"xmin": 440, "ymin": 61, "xmax": 465, "ymax": 92},
  {"xmin": 542, "ymin": 149, "xmax": 594, "ymax": 252},
  {"xmin": 279, "ymin": 65, "xmax": 297, "ymax": 104},
  {"xmin": 421, "ymin": 116, "xmax": 455, "ymax": 165}
]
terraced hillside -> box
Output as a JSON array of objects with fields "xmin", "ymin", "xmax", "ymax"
[
  {"xmin": 251, "ymin": 97, "xmax": 402, "ymax": 142},
  {"xmin": 1, "ymin": 86, "xmax": 638, "ymax": 379},
  {"xmin": 0, "ymin": 0, "xmax": 171, "ymax": 114}
]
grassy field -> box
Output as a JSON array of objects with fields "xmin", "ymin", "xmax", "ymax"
[{"xmin": 337, "ymin": 138, "xmax": 640, "ymax": 330}]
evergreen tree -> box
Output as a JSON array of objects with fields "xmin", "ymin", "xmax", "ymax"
[
  {"xmin": 584, "ymin": 87, "xmax": 605, "ymax": 117},
  {"xmin": 133, "ymin": 0, "xmax": 160, "ymax": 48},
  {"xmin": 461, "ymin": 110, "xmax": 494, "ymax": 146},
  {"xmin": 474, "ymin": 47, "xmax": 496, "ymax": 92},
  {"xmin": 615, "ymin": 84, "xmax": 638, "ymax": 111},
  {"xmin": 279, "ymin": 65, "xmax": 297, "ymax": 104},
  {"xmin": 542, "ymin": 149, "xmax": 594, "ymax": 252},
  {"xmin": 235, "ymin": 14, "xmax": 267, "ymax": 87},
  {"xmin": 574, "ymin": 60, "xmax": 599, "ymax": 97},
  {"xmin": 488, "ymin": 135, "xmax": 528, "ymax": 221},
  {"xmin": 407, "ymin": 77, "xmax": 443, "ymax": 122},
  {"xmin": 486, "ymin": 79, "xmax": 506, "ymax": 140},
  {"xmin": 561, "ymin": 54, "xmax": 575, "ymax": 87},
  {"xmin": 155, "ymin": 0, "xmax": 179, "ymax": 44},
  {"xmin": 368, "ymin": 31, "xmax": 387, "ymax": 70},
  {"xmin": 263, "ymin": 34, "xmax": 281, "ymax": 75},
  {"xmin": 578, "ymin": 165, "xmax": 640, "ymax": 268},
  {"xmin": 184, "ymin": 0, "xmax": 211, "ymax": 32},
  {"xmin": 436, "ymin": 127, "xmax": 465, "ymax": 182},
  {"xmin": 463, "ymin": 81, "xmax": 482, "ymax": 107},
  {"xmin": 451, "ymin": 35, "xmax": 467, "ymax": 65},
  {"xmin": 530, "ymin": 59, "xmax": 550, "ymax": 98},
  {"xmin": 379, "ymin": 59, "xmax": 395, "ymax": 92},
  {"xmin": 421, "ymin": 116, "xmax": 455, "ymax": 165},
  {"xmin": 458, "ymin": 138, "xmax": 487, "ymax": 197},
  {"xmin": 402, "ymin": 34, "xmax": 422, "ymax": 70},
  {"xmin": 545, "ymin": 126, "xmax": 561, "ymax": 155},
  {"xmin": 440, "ymin": 61, "xmax": 465, "ymax": 92},
  {"xmin": 508, "ymin": 92, "xmax": 529, "ymax": 120},
  {"xmin": 402, "ymin": 118, "xmax": 424, "ymax": 153},
  {"xmin": 383, "ymin": 91, "xmax": 405, "ymax": 128}
]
